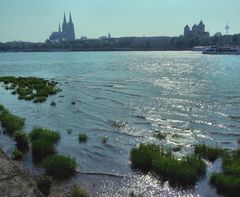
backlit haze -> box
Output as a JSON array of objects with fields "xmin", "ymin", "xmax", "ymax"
[{"xmin": 0, "ymin": 0, "xmax": 239, "ymax": 42}]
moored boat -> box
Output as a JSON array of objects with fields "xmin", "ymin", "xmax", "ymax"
[{"xmin": 202, "ymin": 46, "xmax": 240, "ymax": 55}]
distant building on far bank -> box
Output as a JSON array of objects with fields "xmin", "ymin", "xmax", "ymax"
[
  {"xmin": 49, "ymin": 13, "xmax": 75, "ymax": 42},
  {"xmin": 184, "ymin": 21, "xmax": 210, "ymax": 38}
]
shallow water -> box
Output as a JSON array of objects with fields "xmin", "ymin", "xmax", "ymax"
[{"xmin": 0, "ymin": 51, "xmax": 240, "ymax": 196}]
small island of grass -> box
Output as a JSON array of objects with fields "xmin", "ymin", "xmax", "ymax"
[
  {"xmin": 130, "ymin": 144, "xmax": 206, "ymax": 186},
  {"xmin": 79, "ymin": 133, "xmax": 88, "ymax": 143},
  {"xmin": 210, "ymin": 149, "xmax": 240, "ymax": 196},
  {"xmin": 0, "ymin": 76, "xmax": 62, "ymax": 103}
]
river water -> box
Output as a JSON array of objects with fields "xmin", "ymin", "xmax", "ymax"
[{"xmin": 0, "ymin": 51, "xmax": 240, "ymax": 196}]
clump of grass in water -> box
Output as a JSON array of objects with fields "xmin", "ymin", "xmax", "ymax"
[
  {"xmin": 101, "ymin": 136, "xmax": 108, "ymax": 144},
  {"xmin": 129, "ymin": 191, "xmax": 143, "ymax": 197},
  {"xmin": 36, "ymin": 175, "xmax": 53, "ymax": 196},
  {"xmin": 194, "ymin": 144, "xmax": 223, "ymax": 162},
  {"xmin": 153, "ymin": 132, "xmax": 166, "ymax": 140},
  {"xmin": 67, "ymin": 129, "xmax": 73, "ymax": 135},
  {"xmin": 29, "ymin": 128, "xmax": 60, "ymax": 144},
  {"xmin": 12, "ymin": 149, "xmax": 24, "ymax": 160},
  {"xmin": 210, "ymin": 149, "xmax": 240, "ymax": 196},
  {"xmin": 130, "ymin": 144, "xmax": 206, "ymax": 186},
  {"xmin": 172, "ymin": 146, "xmax": 182, "ymax": 152},
  {"xmin": 71, "ymin": 185, "xmax": 90, "ymax": 197},
  {"xmin": 14, "ymin": 131, "xmax": 29, "ymax": 151},
  {"xmin": 0, "ymin": 106, "xmax": 25, "ymax": 135},
  {"xmin": 130, "ymin": 144, "xmax": 162, "ymax": 172},
  {"xmin": 29, "ymin": 128, "xmax": 60, "ymax": 163},
  {"xmin": 31, "ymin": 139, "xmax": 56, "ymax": 163},
  {"xmin": 79, "ymin": 133, "xmax": 88, "ymax": 143},
  {"xmin": 110, "ymin": 120, "xmax": 127, "ymax": 129},
  {"xmin": 43, "ymin": 155, "xmax": 76, "ymax": 180},
  {"xmin": 50, "ymin": 101, "xmax": 56, "ymax": 106},
  {"xmin": 0, "ymin": 76, "xmax": 61, "ymax": 103}
]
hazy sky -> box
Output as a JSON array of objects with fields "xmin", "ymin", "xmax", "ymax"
[{"xmin": 0, "ymin": 0, "xmax": 239, "ymax": 42}]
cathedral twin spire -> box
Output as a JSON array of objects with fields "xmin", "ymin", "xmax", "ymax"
[
  {"xmin": 61, "ymin": 12, "xmax": 75, "ymax": 40},
  {"xmin": 49, "ymin": 12, "xmax": 76, "ymax": 41}
]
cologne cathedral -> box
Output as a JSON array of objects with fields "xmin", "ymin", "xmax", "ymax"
[{"xmin": 49, "ymin": 13, "xmax": 75, "ymax": 42}]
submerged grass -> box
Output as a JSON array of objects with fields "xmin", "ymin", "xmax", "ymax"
[
  {"xmin": 43, "ymin": 155, "xmax": 76, "ymax": 180},
  {"xmin": 130, "ymin": 144, "xmax": 206, "ymax": 186},
  {"xmin": 0, "ymin": 76, "xmax": 61, "ymax": 103}
]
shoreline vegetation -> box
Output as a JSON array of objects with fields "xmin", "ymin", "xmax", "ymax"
[
  {"xmin": 130, "ymin": 144, "xmax": 240, "ymax": 196},
  {"xmin": 0, "ymin": 76, "xmax": 61, "ymax": 103},
  {"xmin": 0, "ymin": 103, "xmax": 89, "ymax": 196},
  {"xmin": 0, "ymin": 33, "xmax": 240, "ymax": 52}
]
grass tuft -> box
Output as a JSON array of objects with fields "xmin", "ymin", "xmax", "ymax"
[
  {"xmin": 79, "ymin": 133, "xmax": 88, "ymax": 143},
  {"xmin": 29, "ymin": 128, "xmax": 60, "ymax": 144},
  {"xmin": 67, "ymin": 129, "xmax": 73, "ymax": 135},
  {"xmin": 153, "ymin": 132, "xmax": 166, "ymax": 140},
  {"xmin": 210, "ymin": 149, "xmax": 240, "ymax": 196},
  {"xmin": 210, "ymin": 173, "xmax": 240, "ymax": 196},
  {"xmin": 12, "ymin": 149, "xmax": 24, "ymax": 160},
  {"xmin": 0, "ymin": 109, "xmax": 24, "ymax": 135},
  {"xmin": 194, "ymin": 144, "xmax": 223, "ymax": 162},
  {"xmin": 101, "ymin": 136, "xmax": 108, "ymax": 144},
  {"xmin": 31, "ymin": 139, "xmax": 56, "ymax": 163},
  {"xmin": 71, "ymin": 185, "xmax": 90, "ymax": 197},
  {"xmin": 14, "ymin": 131, "xmax": 29, "ymax": 151},
  {"xmin": 50, "ymin": 101, "xmax": 56, "ymax": 106},
  {"xmin": 36, "ymin": 175, "xmax": 53, "ymax": 196},
  {"xmin": 130, "ymin": 144, "xmax": 206, "ymax": 186},
  {"xmin": 43, "ymin": 155, "xmax": 76, "ymax": 180},
  {"xmin": 130, "ymin": 144, "xmax": 164, "ymax": 172}
]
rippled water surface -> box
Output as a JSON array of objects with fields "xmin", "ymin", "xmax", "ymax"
[{"xmin": 0, "ymin": 51, "xmax": 240, "ymax": 196}]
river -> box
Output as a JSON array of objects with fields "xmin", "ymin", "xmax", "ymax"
[{"xmin": 0, "ymin": 51, "xmax": 240, "ymax": 196}]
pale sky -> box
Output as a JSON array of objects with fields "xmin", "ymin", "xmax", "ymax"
[{"xmin": 0, "ymin": 0, "xmax": 239, "ymax": 42}]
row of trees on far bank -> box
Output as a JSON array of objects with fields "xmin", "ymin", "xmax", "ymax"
[{"xmin": 0, "ymin": 33, "xmax": 240, "ymax": 52}]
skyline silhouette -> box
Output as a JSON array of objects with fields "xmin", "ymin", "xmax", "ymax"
[{"xmin": 0, "ymin": 0, "xmax": 239, "ymax": 42}]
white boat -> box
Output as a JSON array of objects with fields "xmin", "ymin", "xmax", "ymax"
[
  {"xmin": 202, "ymin": 46, "xmax": 240, "ymax": 55},
  {"xmin": 192, "ymin": 46, "xmax": 207, "ymax": 51}
]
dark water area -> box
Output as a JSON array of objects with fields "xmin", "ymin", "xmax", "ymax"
[{"xmin": 0, "ymin": 51, "xmax": 240, "ymax": 196}]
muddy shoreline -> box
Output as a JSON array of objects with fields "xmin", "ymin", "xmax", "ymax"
[{"xmin": 0, "ymin": 147, "xmax": 72, "ymax": 197}]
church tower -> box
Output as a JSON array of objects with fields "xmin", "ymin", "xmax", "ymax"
[
  {"xmin": 67, "ymin": 12, "xmax": 75, "ymax": 40},
  {"xmin": 62, "ymin": 13, "xmax": 68, "ymax": 38},
  {"xmin": 58, "ymin": 23, "xmax": 61, "ymax": 33}
]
